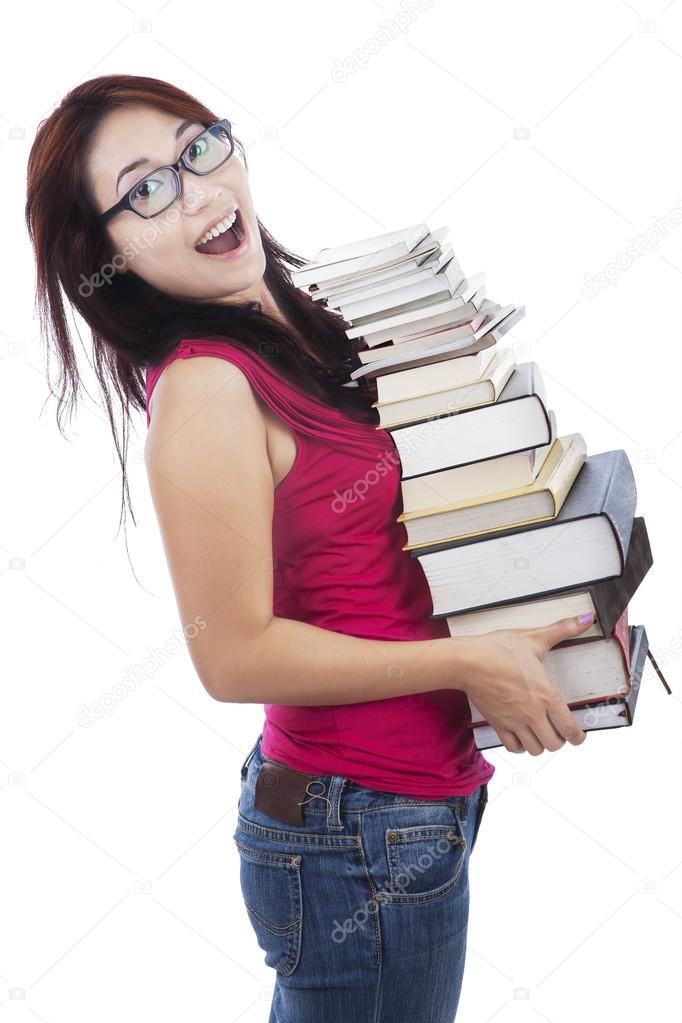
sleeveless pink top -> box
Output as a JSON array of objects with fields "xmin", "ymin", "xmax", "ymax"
[{"xmin": 145, "ymin": 337, "xmax": 495, "ymax": 797}]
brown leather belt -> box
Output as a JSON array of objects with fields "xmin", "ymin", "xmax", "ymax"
[{"xmin": 254, "ymin": 755, "xmax": 319, "ymax": 826}]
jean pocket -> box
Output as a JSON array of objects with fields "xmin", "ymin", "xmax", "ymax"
[
  {"xmin": 233, "ymin": 835, "xmax": 303, "ymax": 976},
  {"xmin": 383, "ymin": 820, "xmax": 467, "ymax": 905}
]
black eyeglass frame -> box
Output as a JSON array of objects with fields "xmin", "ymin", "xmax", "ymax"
[{"xmin": 97, "ymin": 118, "xmax": 235, "ymax": 223}]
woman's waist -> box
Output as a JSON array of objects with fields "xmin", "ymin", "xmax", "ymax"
[{"xmin": 263, "ymin": 691, "xmax": 475, "ymax": 768}]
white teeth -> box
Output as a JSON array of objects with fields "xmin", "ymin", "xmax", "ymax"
[{"xmin": 197, "ymin": 210, "xmax": 237, "ymax": 246}]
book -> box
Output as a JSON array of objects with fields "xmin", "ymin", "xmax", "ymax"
[
  {"xmin": 323, "ymin": 245, "xmax": 458, "ymax": 312},
  {"xmin": 345, "ymin": 273, "xmax": 487, "ymax": 340},
  {"xmin": 443, "ymin": 516, "xmax": 652, "ymax": 639},
  {"xmin": 410, "ymin": 450, "xmax": 637, "ymax": 617},
  {"xmin": 320, "ymin": 248, "xmax": 459, "ymax": 310},
  {"xmin": 359, "ymin": 329, "xmax": 498, "ymax": 382},
  {"xmin": 468, "ymin": 607, "xmax": 632, "ymax": 728},
  {"xmin": 391, "ymin": 361, "xmax": 552, "ymax": 478},
  {"xmin": 310, "ymin": 228, "xmax": 453, "ymax": 301},
  {"xmin": 470, "ymin": 624, "xmax": 649, "ymax": 750},
  {"xmin": 292, "ymin": 223, "xmax": 433, "ymax": 289},
  {"xmin": 335, "ymin": 255, "xmax": 465, "ymax": 323},
  {"xmin": 351, "ymin": 303, "xmax": 519, "ymax": 379},
  {"xmin": 399, "ymin": 432, "xmax": 587, "ymax": 549},
  {"xmin": 356, "ymin": 299, "xmax": 499, "ymax": 363},
  {"xmin": 373, "ymin": 346, "xmax": 517, "ymax": 429},
  {"xmin": 374, "ymin": 343, "xmax": 499, "ymax": 405},
  {"xmin": 292, "ymin": 221, "xmax": 671, "ymax": 747},
  {"xmin": 373, "ymin": 339, "xmax": 499, "ymax": 403},
  {"xmin": 400, "ymin": 410, "xmax": 558, "ymax": 514},
  {"xmin": 359, "ymin": 290, "xmax": 488, "ymax": 348}
]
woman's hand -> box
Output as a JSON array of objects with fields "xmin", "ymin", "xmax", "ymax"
[{"xmin": 459, "ymin": 614, "xmax": 596, "ymax": 755}]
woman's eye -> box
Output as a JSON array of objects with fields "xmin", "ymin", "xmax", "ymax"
[
  {"xmin": 133, "ymin": 178, "xmax": 159, "ymax": 201},
  {"xmin": 188, "ymin": 137, "xmax": 208, "ymax": 162}
]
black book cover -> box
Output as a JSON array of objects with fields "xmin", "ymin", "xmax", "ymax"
[{"xmin": 436, "ymin": 516, "xmax": 653, "ymax": 634}]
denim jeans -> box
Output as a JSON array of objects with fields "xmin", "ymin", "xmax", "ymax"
[{"xmin": 233, "ymin": 733, "xmax": 489, "ymax": 1023}]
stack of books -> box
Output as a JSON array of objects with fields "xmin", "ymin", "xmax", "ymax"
[{"xmin": 292, "ymin": 223, "xmax": 671, "ymax": 749}]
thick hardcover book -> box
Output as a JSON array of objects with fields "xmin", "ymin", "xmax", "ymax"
[
  {"xmin": 412, "ymin": 449, "xmax": 636, "ymax": 560},
  {"xmin": 443, "ymin": 515, "xmax": 652, "ymax": 639},
  {"xmin": 389, "ymin": 358, "xmax": 545, "ymax": 433},
  {"xmin": 468, "ymin": 608, "xmax": 631, "ymax": 726},
  {"xmin": 400, "ymin": 433, "xmax": 587, "ymax": 550},
  {"xmin": 411, "ymin": 450, "xmax": 637, "ymax": 618},
  {"xmin": 391, "ymin": 362, "xmax": 552, "ymax": 478},
  {"xmin": 471, "ymin": 624, "xmax": 649, "ymax": 750},
  {"xmin": 374, "ymin": 348, "xmax": 517, "ymax": 429}
]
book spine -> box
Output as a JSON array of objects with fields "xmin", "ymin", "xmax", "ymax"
[
  {"xmin": 589, "ymin": 518, "xmax": 651, "ymax": 634},
  {"xmin": 529, "ymin": 362, "xmax": 548, "ymax": 416},
  {"xmin": 601, "ymin": 451, "xmax": 638, "ymax": 571}
]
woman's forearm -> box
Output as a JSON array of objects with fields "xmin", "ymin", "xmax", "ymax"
[{"xmin": 213, "ymin": 614, "xmax": 474, "ymax": 704}]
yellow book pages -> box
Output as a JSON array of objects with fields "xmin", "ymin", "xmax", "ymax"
[{"xmin": 399, "ymin": 433, "xmax": 587, "ymax": 549}]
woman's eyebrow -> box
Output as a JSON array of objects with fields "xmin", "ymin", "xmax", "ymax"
[{"xmin": 115, "ymin": 118, "xmax": 202, "ymax": 195}]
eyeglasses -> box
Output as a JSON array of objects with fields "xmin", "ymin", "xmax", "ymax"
[{"xmin": 98, "ymin": 118, "xmax": 235, "ymax": 223}]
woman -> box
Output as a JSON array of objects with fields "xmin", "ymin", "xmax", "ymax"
[{"xmin": 25, "ymin": 74, "xmax": 592, "ymax": 1022}]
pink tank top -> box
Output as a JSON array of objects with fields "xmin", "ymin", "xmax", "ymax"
[{"xmin": 145, "ymin": 337, "xmax": 495, "ymax": 797}]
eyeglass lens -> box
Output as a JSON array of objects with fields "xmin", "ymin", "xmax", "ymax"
[{"xmin": 129, "ymin": 123, "xmax": 233, "ymax": 217}]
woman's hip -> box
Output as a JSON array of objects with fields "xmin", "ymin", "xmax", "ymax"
[{"xmin": 232, "ymin": 733, "xmax": 489, "ymax": 1019}]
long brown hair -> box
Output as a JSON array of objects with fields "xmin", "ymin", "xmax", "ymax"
[{"xmin": 25, "ymin": 74, "xmax": 378, "ymax": 542}]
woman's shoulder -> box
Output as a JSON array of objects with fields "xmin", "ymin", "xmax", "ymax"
[
  {"xmin": 145, "ymin": 335, "xmax": 372, "ymax": 453},
  {"xmin": 145, "ymin": 339, "xmax": 261, "ymax": 428}
]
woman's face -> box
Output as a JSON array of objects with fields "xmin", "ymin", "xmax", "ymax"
[{"xmin": 86, "ymin": 105, "xmax": 266, "ymax": 305}]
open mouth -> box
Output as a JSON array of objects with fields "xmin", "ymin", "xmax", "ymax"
[{"xmin": 194, "ymin": 208, "xmax": 246, "ymax": 256}]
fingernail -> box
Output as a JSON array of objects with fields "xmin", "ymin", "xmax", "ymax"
[{"xmin": 578, "ymin": 613, "xmax": 595, "ymax": 624}]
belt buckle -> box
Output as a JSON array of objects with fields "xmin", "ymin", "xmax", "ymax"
[{"xmin": 254, "ymin": 759, "xmax": 317, "ymax": 826}]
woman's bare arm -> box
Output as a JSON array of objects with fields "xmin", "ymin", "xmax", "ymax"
[
  {"xmin": 145, "ymin": 355, "xmax": 589, "ymax": 753},
  {"xmin": 144, "ymin": 354, "xmax": 460, "ymax": 702}
]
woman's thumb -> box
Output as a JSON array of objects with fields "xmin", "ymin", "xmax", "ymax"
[{"xmin": 537, "ymin": 612, "xmax": 595, "ymax": 651}]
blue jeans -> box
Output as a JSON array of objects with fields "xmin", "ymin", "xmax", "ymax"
[{"xmin": 233, "ymin": 733, "xmax": 489, "ymax": 1023}]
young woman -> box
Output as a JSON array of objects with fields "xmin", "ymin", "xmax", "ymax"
[{"xmin": 25, "ymin": 74, "xmax": 592, "ymax": 1022}]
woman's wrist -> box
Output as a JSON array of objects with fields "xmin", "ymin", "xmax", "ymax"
[{"xmin": 420, "ymin": 634, "xmax": 480, "ymax": 696}]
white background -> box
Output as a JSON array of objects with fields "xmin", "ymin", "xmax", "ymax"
[{"xmin": 3, "ymin": 1, "xmax": 681, "ymax": 1020}]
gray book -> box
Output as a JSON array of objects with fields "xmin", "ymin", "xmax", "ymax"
[
  {"xmin": 392, "ymin": 361, "xmax": 551, "ymax": 479},
  {"xmin": 411, "ymin": 450, "xmax": 637, "ymax": 617}
]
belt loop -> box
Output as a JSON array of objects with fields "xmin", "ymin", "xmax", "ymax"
[
  {"xmin": 240, "ymin": 733, "xmax": 262, "ymax": 780},
  {"xmin": 326, "ymin": 775, "xmax": 346, "ymax": 831}
]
